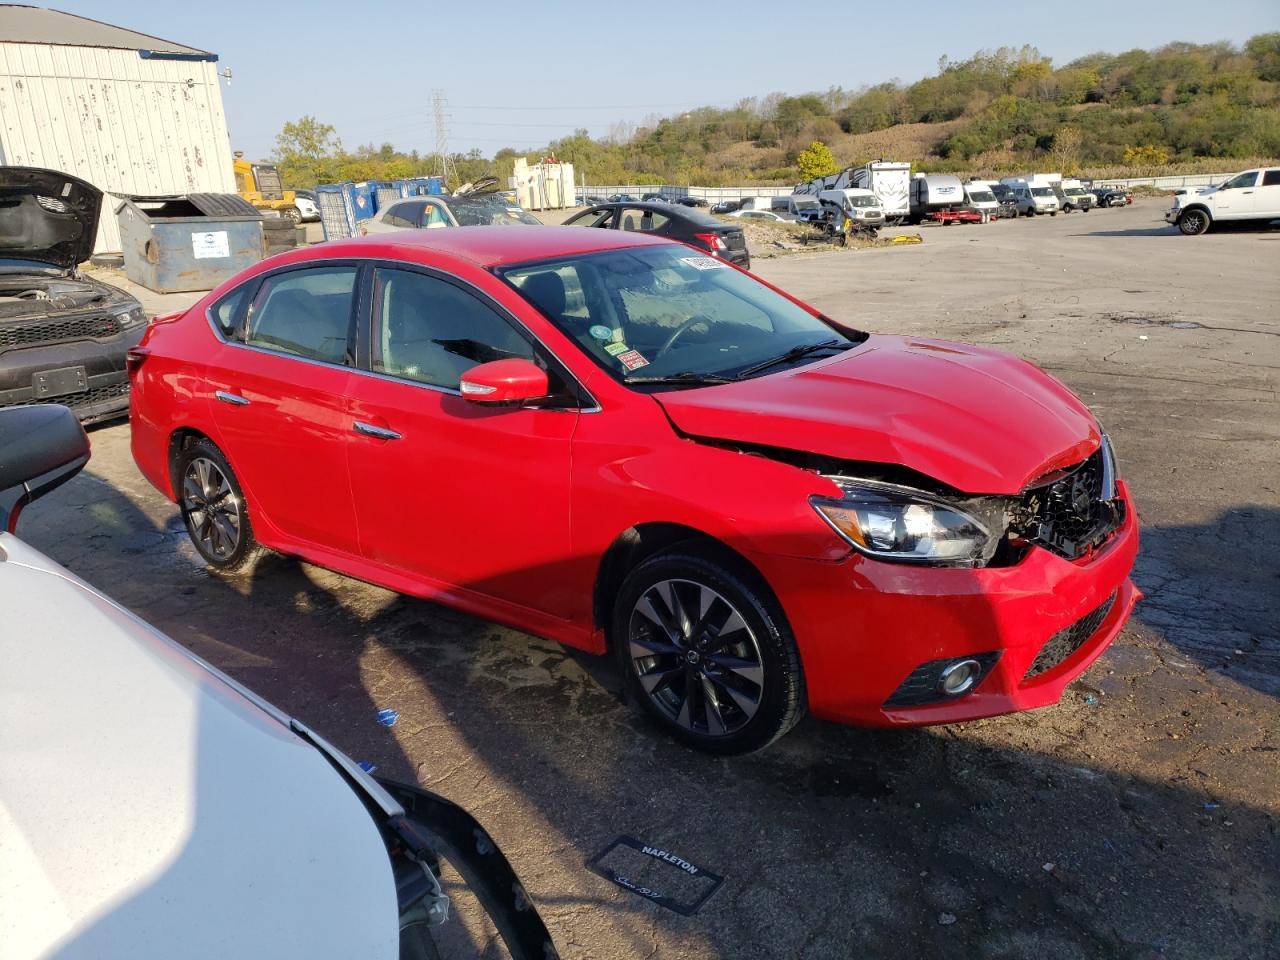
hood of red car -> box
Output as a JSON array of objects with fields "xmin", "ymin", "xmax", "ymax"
[{"xmin": 654, "ymin": 336, "xmax": 1100, "ymax": 495}]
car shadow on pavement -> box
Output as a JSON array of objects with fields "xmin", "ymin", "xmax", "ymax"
[
  {"xmin": 1132, "ymin": 506, "xmax": 1280, "ymax": 700},
  {"xmin": 22, "ymin": 468, "xmax": 1280, "ymax": 960},
  {"xmin": 1074, "ymin": 220, "xmax": 1280, "ymax": 239}
]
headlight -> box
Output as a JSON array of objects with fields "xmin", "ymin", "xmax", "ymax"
[
  {"xmin": 116, "ymin": 305, "xmax": 147, "ymax": 328},
  {"xmin": 1098, "ymin": 426, "xmax": 1118, "ymax": 500},
  {"xmin": 810, "ymin": 479, "xmax": 1006, "ymax": 566}
]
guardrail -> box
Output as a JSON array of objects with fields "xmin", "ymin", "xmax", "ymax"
[
  {"xmin": 1093, "ymin": 174, "xmax": 1223, "ymax": 190},
  {"xmin": 579, "ymin": 184, "xmax": 795, "ymax": 202}
]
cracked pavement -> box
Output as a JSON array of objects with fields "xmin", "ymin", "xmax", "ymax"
[{"xmin": 19, "ymin": 200, "xmax": 1279, "ymax": 958}]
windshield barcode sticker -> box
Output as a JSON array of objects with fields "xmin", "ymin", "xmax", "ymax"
[{"xmin": 680, "ymin": 256, "xmax": 727, "ymax": 270}]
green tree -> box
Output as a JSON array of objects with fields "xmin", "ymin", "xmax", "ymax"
[
  {"xmin": 273, "ymin": 116, "xmax": 341, "ymax": 187},
  {"xmin": 796, "ymin": 140, "xmax": 838, "ymax": 181}
]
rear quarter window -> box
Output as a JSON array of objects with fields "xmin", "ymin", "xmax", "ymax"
[{"xmin": 209, "ymin": 285, "xmax": 249, "ymax": 338}]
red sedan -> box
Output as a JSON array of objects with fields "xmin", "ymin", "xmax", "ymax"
[{"xmin": 129, "ymin": 226, "xmax": 1138, "ymax": 754}]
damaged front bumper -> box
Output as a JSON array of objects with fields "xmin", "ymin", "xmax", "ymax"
[{"xmin": 748, "ymin": 480, "xmax": 1140, "ymax": 727}]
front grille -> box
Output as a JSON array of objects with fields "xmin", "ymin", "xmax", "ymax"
[
  {"xmin": 1024, "ymin": 592, "xmax": 1117, "ymax": 681},
  {"xmin": 1013, "ymin": 451, "xmax": 1122, "ymax": 560},
  {"xmin": 0, "ymin": 381, "xmax": 129, "ymax": 412},
  {"xmin": 884, "ymin": 652, "xmax": 1001, "ymax": 707},
  {"xmin": 0, "ymin": 314, "xmax": 122, "ymax": 350}
]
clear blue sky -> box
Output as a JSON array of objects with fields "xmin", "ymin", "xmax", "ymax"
[{"xmin": 56, "ymin": 0, "xmax": 1280, "ymax": 160}]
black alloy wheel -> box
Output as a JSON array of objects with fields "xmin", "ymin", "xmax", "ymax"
[
  {"xmin": 175, "ymin": 439, "xmax": 262, "ymax": 572},
  {"xmin": 1178, "ymin": 209, "xmax": 1210, "ymax": 235},
  {"xmin": 613, "ymin": 551, "xmax": 805, "ymax": 754}
]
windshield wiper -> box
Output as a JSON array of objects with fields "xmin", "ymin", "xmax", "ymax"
[
  {"xmin": 625, "ymin": 371, "xmax": 735, "ymax": 387},
  {"xmin": 734, "ymin": 339, "xmax": 850, "ymax": 379}
]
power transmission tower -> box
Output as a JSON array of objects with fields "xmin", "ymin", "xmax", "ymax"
[{"xmin": 432, "ymin": 90, "xmax": 455, "ymax": 187}]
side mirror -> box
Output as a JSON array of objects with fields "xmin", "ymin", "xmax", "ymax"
[
  {"xmin": 0, "ymin": 405, "xmax": 90, "ymax": 533},
  {"xmin": 458, "ymin": 359, "xmax": 549, "ymax": 405}
]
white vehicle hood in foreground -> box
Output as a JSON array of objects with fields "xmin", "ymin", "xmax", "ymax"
[{"xmin": 0, "ymin": 534, "xmax": 399, "ymax": 960}]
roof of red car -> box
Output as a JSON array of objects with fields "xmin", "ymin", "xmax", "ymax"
[{"xmin": 317, "ymin": 224, "xmax": 673, "ymax": 267}]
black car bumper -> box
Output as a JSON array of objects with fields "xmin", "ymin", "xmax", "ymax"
[{"xmin": 0, "ymin": 326, "xmax": 145, "ymax": 423}]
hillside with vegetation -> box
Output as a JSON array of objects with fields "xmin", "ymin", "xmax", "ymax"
[{"xmin": 275, "ymin": 34, "xmax": 1280, "ymax": 189}]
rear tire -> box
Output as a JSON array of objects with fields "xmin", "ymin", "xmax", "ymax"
[
  {"xmin": 1178, "ymin": 209, "xmax": 1210, "ymax": 235},
  {"xmin": 174, "ymin": 439, "xmax": 263, "ymax": 573},
  {"xmin": 612, "ymin": 550, "xmax": 805, "ymax": 755}
]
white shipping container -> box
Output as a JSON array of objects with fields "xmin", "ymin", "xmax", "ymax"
[{"xmin": 0, "ymin": 8, "xmax": 236, "ymax": 255}]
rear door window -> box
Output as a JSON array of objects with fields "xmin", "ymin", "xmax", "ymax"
[
  {"xmin": 567, "ymin": 208, "xmax": 616, "ymax": 229},
  {"xmin": 1262, "ymin": 170, "xmax": 1280, "ymax": 186},
  {"xmin": 244, "ymin": 266, "xmax": 358, "ymax": 364}
]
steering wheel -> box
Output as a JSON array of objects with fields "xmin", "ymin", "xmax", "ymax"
[{"xmin": 656, "ymin": 315, "xmax": 712, "ymax": 357}]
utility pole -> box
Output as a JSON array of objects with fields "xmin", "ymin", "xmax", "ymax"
[{"xmin": 432, "ymin": 90, "xmax": 455, "ymax": 188}]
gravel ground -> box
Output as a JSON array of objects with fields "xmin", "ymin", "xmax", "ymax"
[{"xmin": 26, "ymin": 199, "xmax": 1279, "ymax": 959}]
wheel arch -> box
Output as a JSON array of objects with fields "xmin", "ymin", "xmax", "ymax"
[
  {"xmin": 167, "ymin": 427, "xmax": 215, "ymax": 499},
  {"xmin": 1179, "ymin": 203, "xmax": 1212, "ymax": 219},
  {"xmin": 592, "ymin": 522, "xmax": 775, "ymax": 637}
]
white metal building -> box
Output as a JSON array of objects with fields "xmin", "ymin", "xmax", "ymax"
[{"xmin": 0, "ymin": 5, "xmax": 236, "ymax": 254}]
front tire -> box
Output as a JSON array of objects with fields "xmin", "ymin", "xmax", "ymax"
[
  {"xmin": 174, "ymin": 439, "xmax": 263, "ymax": 573},
  {"xmin": 1178, "ymin": 209, "xmax": 1210, "ymax": 235},
  {"xmin": 612, "ymin": 550, "xmax": 805, "ymax": 754}
]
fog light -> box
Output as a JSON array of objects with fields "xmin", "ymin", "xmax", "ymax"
[{"xmin": 938, "ymin": 659, "xmax": 982, "ymax": 696}]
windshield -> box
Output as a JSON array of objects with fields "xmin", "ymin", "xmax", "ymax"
[
  {"xmin": 793, "ymin": 198, "xmax": 818, "ymax": 209},
  {"xmin": 1031, "ymin": 187, "xmax": 1054, "ymax": 197},
  {"xmin": 967, "ymin": 190, "xmax": 995, "ymax": 203},
  {"xmin": 847, "ymin": 195, "xmax": 878, "ymax": 208},
  {"xmin": 1064, "ymin": 187, "xmax": 1087, "ymax": 197},
  {"xmin": 498, "ymin": 245, "xmax": 863, "ymax": 387},
  {"xmin": 443, "ymin": 196, "xmax": 541, "ymax": 226}
]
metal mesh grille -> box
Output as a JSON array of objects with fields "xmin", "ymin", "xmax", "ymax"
[
  {"xmin": 1024, "ymin": 592, "xmax": 1117, "ymax": 681},
  {"xmin": 0, "ymin": 380, "xmax": 129, "ymax": 410},
  {"xmin": 0, "ymin": 314, "xmax": 121, "ymax": 349}
]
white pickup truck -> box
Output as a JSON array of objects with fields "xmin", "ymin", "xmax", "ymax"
[{"xmin": 1166, "ymin": 167, "xmax": 1280, "ymax": 234}]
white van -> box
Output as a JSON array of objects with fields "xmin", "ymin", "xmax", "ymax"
[
  {"xmin": 1000, "ymin": 177, "xmax": 1060, "ymax": 217},
  {"xmin": 1166, "ymin": 167, "xmax": 1280, "ymax": 234},
  {"xmin": 963, "ymin": 181, "xmax": 999, "ymax": 222},
  {"xmin": 1060, "ymin": 178, "xmax": 1094, "ymax": 212},
  {"xmin": 817, "ymin": 188, "xmax": 885, "ymax": 228}
]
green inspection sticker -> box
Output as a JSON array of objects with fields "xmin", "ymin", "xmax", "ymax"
[{"xmin": 604, "ymin": 341, "xmax": 629, "ymax": 356}]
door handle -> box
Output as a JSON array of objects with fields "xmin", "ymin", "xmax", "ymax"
[
  {"xmin": 215, "ymin": 390, "xmax": 250, "ymax": 406},
  {"xmin": 1242, "ymin": 190, "xmax": 1253, "ymax": 194},
  {"xmin": 353, "ymin": 420, "xmax": 402, "ymax": 441}
]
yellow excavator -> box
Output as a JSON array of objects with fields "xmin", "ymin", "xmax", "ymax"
[{"xmin": 233, "ymin": 152, "xmax": 301, "ymax": 224}]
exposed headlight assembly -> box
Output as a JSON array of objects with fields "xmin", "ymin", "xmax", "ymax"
[{"xmin": 811, "ymin": 479, "xmax": 1007, "ymax": 566}]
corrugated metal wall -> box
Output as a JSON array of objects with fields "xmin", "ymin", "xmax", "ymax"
[{"xmin": 0, "ymin": 43, "xmax": 236, "ymax": 254}]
